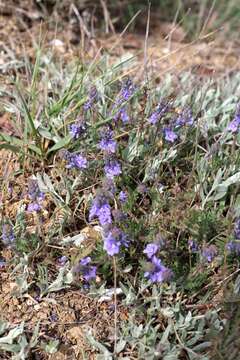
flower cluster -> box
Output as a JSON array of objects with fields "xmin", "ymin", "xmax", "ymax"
[
  {"xmin": 148, "ymin": 102, "xmax": 170, "ymax": 125},
  {"xmin": 174, "ymin": 108, "xmax": 194, "ymax": 128},
  {"xmin": 98, "ymin": 128, "xmax": 117, "ymax": 154},
  {"xmin": 228, "ymin": 105, "xmax": 240, "ymax": 133},
  {"xmin": 64, "ymin": 151, "xmax": 88, "ymax": 170},
  {"xmin": 89, "ymin": 194, "xmax": 112, "ymax": 226},
  {"xmin": 234, "ymin": 218, "xmax": 240, "ymax": 239},
  {"xmin": 188, "ymin": 239, "xmax": 199, "ymax": 252},
  {"xmin": 104, "ymin": 158, "xmax": 122, "ymax": 178},
  {"xmin": 1, "ymin": 223, "xmax": 15, "ymax": 247},
  {"xmin": 226, "ymin": 241, "xmax": 240, "ymax": 256},
  {"xmin": 69, "ymin": 120, "xmax": 86, "ymax": 140},
  {"xmin": 163, "ymin": 128, "xmax": 178, "ymax": 143},
  {"xmin": 73, "ymin": 257, "xmax": 97, "ymax": 282},
  {"xmin": 143, "ymin": 243, "xmax": 172, "ymax": 283},
  {"xmin": 113, "ymin": 79, "xmax": 136, "ymax": 123},
  {"xmin": 83, "ymin": 86, "xmax": 98, "ymax": 111},
  {"xmin": 201, "ymin": 245, "xmax": 218, "ymax": 262},
  {"xmin": 27, "ymin": 179, "xmax": 44, "ymax": 213},
  {"xmin": 103, "ymin": 227, "xmax": 129, "ymax": 256}
]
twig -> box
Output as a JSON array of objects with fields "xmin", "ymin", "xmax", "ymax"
[{"xmin": 143, "ymin": 2, "xmax": 151, "ymax": 80}]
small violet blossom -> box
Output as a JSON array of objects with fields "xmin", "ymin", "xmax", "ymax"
[
  {"xmin": 144, "ymin": 256, "xmax": 172, "ymax": 283},
  {"xmin": 69, "ymin": 121, "xmax": 86, "ymax": 140},
  {"xmin": 163, "ymin": 128, "xmax": 178, "ymax": 143},
  {"xmin": 104, "ymin": 158, "xmax": 121, "ymax": 178},
  {"xmin": 83, "ymin": 87, "xmax": 98, "ymax": 111},
  {"xmin": 148, "ymin": 102, "xmax": 169, "ymax": 125},
  {"xmin": 175, "ymin": 108, "xmax": 194, "ymax": 128},
  {"xmin": 143, "ymin": 243, "xmax": 159, "ymax": 259},
  {"xmin": 1, "ymin": 224, "xmax": 15, "ymax": 247},
  {"xmin": 119, "ymin": 191, "xmax": 128, "ymax": 203},
  {"xmin": 98, "ymin": 128, "xmax": 117, "ymax": 154},
  {"xmin": 65, "ymin": 153, "xmax": 88, "ymax": 170},
  {"xmin": 103, "ymin": 227, "xmax": 129, "ymax": 256},
  {"xmin": 27, "ymin": 202, "xmax": 42, "ymax": 213},
  {"xmin": 226, "ymin": 241, "xmax": 240, "ymax": 256},
  {"xmin": 201, "ymin": 245, "xmax": 218, "ymax": 262},
  {"xmin": 188, "ymin": 239, "xmax": 199, "ymax": 253},
  {"xmin": 234, "ymin": 218, "xmax": 240, "ymax": 240},
  {"xmin": 228, "ymin": 105, "xmax": 240, "ymax": 133},
  {"xmin": 89, "ymin": 195, "xmax": 112, "ymax": 226}
]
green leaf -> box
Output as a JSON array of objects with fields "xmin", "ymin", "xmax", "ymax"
[{"xmin": 47, "ymin": 135, "xmax": 71, "ymax": 154}]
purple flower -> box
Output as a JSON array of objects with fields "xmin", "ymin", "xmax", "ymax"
[
  {"xmin": 27, "ymin": 202, "xmax": 42, "ymax": 212},
  {"xmin": 119, "ymin": 191, "xmax": 128, "ymax": 203},
  {"xmin": 83, "ymin": 87, "xmax": 98, "ymax": 111},
  {"xmin": 98, "ymin": 129, "xmax": 117, "ymax": 154},
  {"xmin": 98, "ymin": 204, "xmax": 112, "ymax": 226},
  {"xmin": 202, "ymin": 245, "xmax": 218, "ymax": 262},
  {"xmin": 69, "ymin": 121, "xmax": 86, "ymax": 140},
  {"xmin": 58, "ymin": 256, "xmax": 68, "ymax": 266},
  {"xmin": 80, "ymin": 257, "xmax": 91, "ymax": 266},
  {"xmin": 104, "ymin": 158, "xmax": 121, "ymax": 178},
  {"xmin": 188, "ymin": 239, "xmax": 199, "ymax": 252},
  {"xmin": 0, "ymin": 259, "xmax": 6, "ymax": 269},
  {"xmin": 66, "ymin": 153, "xmax": 88, "ymax": 170},
  {"xmin": 148, "ymin": 102, "xmax": 169, "ymax": 125},
  {"xmin": 163, "ymin": 128, "xmax": 178, "ymax": 143},
  {"xmin": 28, "ymin": 179, "xmax": 44, "ymax": 201},
  {"xmin": 112, "ymin": 79, "xmax": 135, "ymax": 123},
  {"xmin": 226, "ymin": 241, "xmax": 240, "ymax": 255},
  {"xmin": 228, "ymin": 118, "xmax": 240, "ymax": 133},
  {"xmin": 175, "ymin": 108, "xmax": 194, "ymax": 128},
  {"xmin": 82, "ymin": 265, "xmax": 97, "ymax": 281},
  {"xmin": 119, "ymin": 107, "xmax": 130, "ymax": 123},
  {"xmin": 104, "ymin": 233, "xmax": 121, "ymax": 256},
  {"xmin": 1, "ymin": 224, "xmax": 15, "ymax": 247},
  {"xmin": 73, "ymin": 154, "xmax": 88, "ymax": 169},
  {"xmin": 234, "ymin": 218, "xmax": 240, "ymax": 239},
  {"xmin": 89, "ymin": 195, "xmax": 112, "ymax": 226},
  {"xmin": 143, "ymin": 243, "xmax": 159, "ymax": 259},
  {"xmin": 103, "ymin": 227, "xmax": 129, "ymax": 256},
  {"xmin": 120, "ymin": 78, "xmax": 135, "ymax": 102},
  {"xmin": 144, "ymin": 256, "xmax": 172, "ymax": 283},
  {"xmin": 73, "ymin": 257, "xmax": 97, "ymax": 282}
]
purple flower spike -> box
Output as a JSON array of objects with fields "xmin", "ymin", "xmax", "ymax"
[
  {"xmin": 69, "ymin": 122, "xmax": 86, "ymax": 140},
  {"xmin": 104, "ymin": 233, "xmax": 121, "ymax": 256},
  {"xmin": 89, "ymin": 195, "xmax": 112, "ymax": 226},
  {"xmin": 188, "ymin": 239, "xmax": 199, "ymax": 253},
  {"xmin": 119, "ymin": 191, "xmax": 128, "ymax": 203},
  {"xmin": 175, "ymin": 108, "xmax": 194, "ymax": 128},
  {"xmin": 234, "ymin": 218, "xmax": 240, "ymax": 239},
  {"xmin": 228, "ymin": 105, "xmax": 240, "ymax": 133},
  {"xmin": 103, "ymin": 227, "xmax": 129, "ymax": 256},
  {"xmin": 104, "ymin": 158, "xmax": 122, "ymax": 178},
  {"xmin": 80, "ymin": 257, "xmax": 91, "ymax": 266},
  {"xmin": 143, "ymin": 243, "xmax": 159, "ymax": 259},
  {"xmin": 73, "ymin": 154, "xmax": 88, "ymax": 169},
  {"xmin": 58, "ymin": 256, "xmax": 68, "ymax": 266},
  {"xmin": 98, "ymin": 128, "xmax": 117, "ymax": 154},
  {"xmin": 144, "ymin": 256, "xmax": 172, "ymax": 283},
  {"xmin": 27, "ymin": 203, "xmax": 42, "ymax": 212},
  {"xmin": 1, "ymin": 224, "xmax": 15, "ymax": 247},
  {"xmin": 82, "ymin": 265, "xmax": 97, "ymax": 281},
  {"xmin": 66, "ymin": 153, "xmax": 88, "ymax": 170},
  {"xmin": 148, "ymin": 102, "xmax": 169, "ymax": 125},
  {"xmin": 83, "ymin": 87, "xmax": 98, "ymax": 111},
  {"xmin": 164, "ymin": 128, "xmax": 178, "ymax": 143},
  {"xmin": 202, "ymin": 245, "xmax": 218, "ymax": 262}
]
